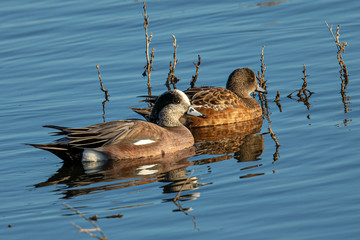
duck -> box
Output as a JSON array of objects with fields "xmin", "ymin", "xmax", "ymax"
[
  {"xmin": 29, "ymin": 89, "xmax": 206, "ymax": 163},
  {"xmin": 131, "ymin": 68, "xmax": 266, "ymax": 127}
]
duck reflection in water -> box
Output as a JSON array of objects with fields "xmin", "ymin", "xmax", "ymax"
[
  {"xmin": 189, "ymin": 117, "xmax": 266, "ymax": 179},
  {"xmin": 35, "ymin": 147, "xmax": 197, "ymax": 198}
]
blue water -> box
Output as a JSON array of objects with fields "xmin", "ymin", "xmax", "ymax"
[{"xmin": 1, "ymin": 0, "xmax": 360, "ymax": 239}]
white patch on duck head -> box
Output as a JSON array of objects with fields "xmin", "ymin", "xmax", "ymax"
[
  {"xmin": 133, "ymin": 139, "xmax": 155, "ymax": 145},
  {"xmin": 173, "ymin": 89, "xmax": 190, "ymax": 105}
]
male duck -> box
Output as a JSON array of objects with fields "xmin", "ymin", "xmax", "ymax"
[
  {"xmin": 132, "ymin": 67, "xmax": 266, "ymax": 127},
  {"xmin": 30, "ymin": 89, "xmax": 206, "ymax": 163}
]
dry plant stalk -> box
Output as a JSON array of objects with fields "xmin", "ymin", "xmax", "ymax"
[
  {"xmin": 255, "ymin": 46, "xmax": 270, "ymax": 120},
  {"xmin": 257, "ymin": 46, "xmax": 267, "ymax": 89},
  {"xmin": 268, "ymin": 123, "xmax": 280, "ymax": 147},
  {"xmin": 341, "ymin": 86, "xmax": 350, "ymax": 114},
  {"xmin": 96, "ymin": 65, "xmax": 109, "ymax": 122},
  {"xmin": 325, "ymin": 21, "xmax": 349, "ymax": 84},
  {"xmin": 166, "ymin": 34, "xmax": 180, "ymax": 90},
  {"xmin": 287, "ymin": 64, "xmax": 313, "ymax": 100},
  {"xmin": 63, "ymin": 203, "xmax": 107, "ymax": 240},
  {"xmin": 143, "ymin": 1, "xmax": 154, "ymax": 96},
  {"xmin": 254, "ymin": 46, "xmax": 280, "ymax": 162},
  {"xmin": 96, "ymin": 65, "xmax": 109, "ymax": 101},
  {"xmin": 268, "ymin": 122, "xmax": 280, "ymax": 163},
  {"xmin": 190, "ymin": 55, "xmax": 201, "ymax": 88},
  {"xmin": 325, "ymin": 22, "xmax": 350, "ymax": 115},
  {"xmin": 287, "ymin": 65, "xmax": 312, "ymax": 111}
]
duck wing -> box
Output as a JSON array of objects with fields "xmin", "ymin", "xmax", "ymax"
[
  {"xmin": 185, "ymin": 87, "xmax": 241, "ymax": 107},
  {"xmin": 44, "ymin": 120, "xmax": 139, "ymax": 148}
]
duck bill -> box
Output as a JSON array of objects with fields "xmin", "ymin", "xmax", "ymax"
[
  {"xmin": 256, "ymin": 85, "xmax": 267, "ymax": 94},
  {"xmin": 187, "ymin": 106, "xmax": 206, "ymax": 119}
]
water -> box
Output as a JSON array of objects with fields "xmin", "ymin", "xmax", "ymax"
[{"xmin": 1, "ymin": 0, "xmax": 359, "ymax": 239}]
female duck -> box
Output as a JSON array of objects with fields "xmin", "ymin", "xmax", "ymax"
[
  {"xmin": 132, "ymin": 68, "xmax": 266, "ymax": 127},
  {"xmin": 30, "ymin": 90, "xmax": 206, "ymax": 162}
]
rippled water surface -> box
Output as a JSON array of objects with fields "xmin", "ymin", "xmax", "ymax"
[{"xmin": 2, "ymin": 1, "xmax": 360, "ymax": 239}]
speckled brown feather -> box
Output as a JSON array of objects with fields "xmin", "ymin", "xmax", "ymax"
[
  {"xmin": 184, "ymin": 87, "xmax": 262, "ymax": 127},
  {"xmin": 186, "ymin": 87, "xmax": 241, "ymax": 109}
]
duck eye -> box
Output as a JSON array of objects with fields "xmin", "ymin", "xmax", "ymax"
[{"xmin": 175, "ymin": 99, "xmax": 181, "ymax": 104}]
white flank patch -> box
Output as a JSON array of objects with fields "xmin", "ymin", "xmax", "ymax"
[
  {"xmin": 174, "ymin": 89, "xmax": 191, "ymax": 105},
  {"xmin": 133, "ymin": 139, "xmax": 155, "ymax": 145},
  {"xmin": 82, "ymin": 149, "xmax": 107, "ymax": 174},
  {"xmin": 82, "ymin": 149, "xmax": 107, "ymax": 162}
]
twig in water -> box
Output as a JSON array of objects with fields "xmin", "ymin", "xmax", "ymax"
[
  {"xmin": 325, "ymin": 21, "xmax": 349, "ymax": 84},
  {"xmin": 257, "ymin": 46, "xmax": 267, "ymax": 89},
  {"xmin": 173, "ymin": 168, "xmax": 196, "ymax": 202},
  {"xmin": 253, "ymin": 46, "xmax": 280, "ymax": 163},
  {"xmin": 142, "ymin": 1, "xmax": 154, "ymax": 96},
  {"xmin": 274, "ymin": 90, "xmax": 282, "ymax": 112},
  {"xmin": 166, "ymin": 34, "xmax": 180, "ymax": 90},
  {"xmin": 340, "ymin": 85, "xmax": 350, "ymax": 114},
  {"xmin": 96, "ymin": 65, "xmax": 109, "ymax": 123},
  {"xmin": 96, "ymin": 65, "xmax": 109, "ymax": 101},
  {"xmin": 268, "ymin": 122, "xmax": 280, "ymax": 163},
  {"xmin": 172, "ymin": 168, "xmax": 199, "ymax": 231},
  {"xmin": 287, "ymin": 64, "xmax": 313, "ymax": 107},
  {"xmin": 255, "ymin": 46, "xmax": 270, "ymax": 120},
  {"xmin": 190, "ymin": 55, "xmax": 201, "ymax": 88},
  {"xmin": 325, "ymin": 21, "xmax": 350, "ymax": 116},
  {"xmin": 63, "ymin": 203, "xmax": 107, "ymax": 240},
  {"xmin": 173, "ymin": 199, "xmax": 200, "ymax": 231}
]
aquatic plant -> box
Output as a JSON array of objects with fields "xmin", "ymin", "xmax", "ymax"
[
  {"xmin": 165, "ymin": 34, "xmax": 180, "ymax": 90},
  {"xmin": 142, "ymin": 1, "xmax": 155, "ymax": 96}
]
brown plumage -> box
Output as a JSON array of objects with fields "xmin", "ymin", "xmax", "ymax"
[
  {"xmin": 29, "ymin": 90, "xmax": 206, "ymax": 163},
  {"xmin": 131, "ymin": 67, "xmax": 266, "ymax": 127}
]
